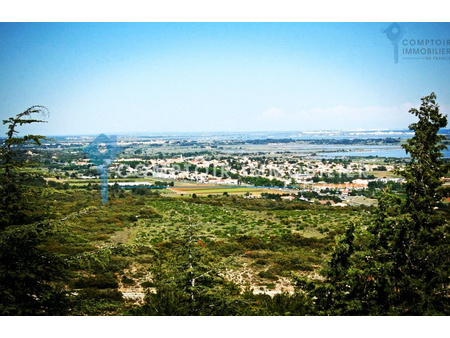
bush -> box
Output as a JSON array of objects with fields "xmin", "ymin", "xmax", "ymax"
[
  {"xmin": 258, "ymin": 269, "xmax": 279, "ymax": 281},
  {"xmin": 72, "ymin": 273, "xmax": 119, "ymax": 289},
  {"xmin": 122, "ymin": 276, "xmax": 135, "ymax": 285},
  {"xmin": 141, "ymin": 281, "xmax": 155, "ymax": 288},
  {"xmin": 76, "ymin": 288, "xmax": 123, "ymax": 301}
]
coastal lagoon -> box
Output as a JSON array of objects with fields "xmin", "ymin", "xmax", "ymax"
[{"xmin": 321, "ymin": 147, "xmax": 450, "ymax": 158}]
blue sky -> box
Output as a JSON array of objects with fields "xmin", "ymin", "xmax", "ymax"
[{"xmin": 0, "ymin": 22, "xmax": 449, "ymax": 136}]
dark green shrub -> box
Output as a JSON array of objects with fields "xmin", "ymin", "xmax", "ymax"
[
  {"xmin": 258, "ymin": 269, "xmax": 279, "ymax": 281},
  {"xmin": 73, "ymin": 273, "xmax": 118, "ymax": 289},
  {"xmin": 122, "ymin": 276, "xmax": 134, "ymax": 285},
  {"xmin": 141, "ymin": 281, "xmax": 155, "ymax": 288},
  {"xmin": 77, "ymin": 288, "xmax": 123, "ymax": 301}
]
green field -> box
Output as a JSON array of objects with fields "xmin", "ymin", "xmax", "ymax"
[
  {"xmin": 370, "ymin": 170, "xmax": 401, "ymax": 178},
  {"xmin": 170, "ymin": 185, "xmax": 285, "ymax": 196},
  {"xmin": 27, "ymin": 186, "xmax": 372, "ymax": 314}
]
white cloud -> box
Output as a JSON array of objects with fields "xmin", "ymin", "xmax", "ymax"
[
  {"xmin": 255, "ymin": 103, "xmax": 444, "ymax": 131},
  {"xmin": 260, "ymin": 107, "xmax": 285, "ymax": 119}
]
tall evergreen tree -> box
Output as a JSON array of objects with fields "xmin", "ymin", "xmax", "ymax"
[
  {"xmin": 297, "ymin": 93, "xmax": 449, "ymax": 315},
  {"xmin": 0, "ymin": 106, "xmax": 49, "ymax": 228},
  {"xmin": 136, "ymin": 219, "xmax": 242, "ymax": 316},
  {"xmin": 0, "ymin": 107, "xmax": 69, "ymax": 315},
  {"xmin": 363, "ymin": 93, "xmax": 448, "ymax": 314}
]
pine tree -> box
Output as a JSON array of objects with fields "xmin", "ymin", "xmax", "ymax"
[
  {"xmin": 363, "ymin": 92, "xmax": 449, "ymax": 315},
  {"xmin": 137, "ymin": 219, "xmax": 242, "ymax": 315},
  {"xmin": 296, "ymin": 93, "xmax": 449, "ymax": 315},
  {"xmin": 0, "ymin": 107, "xmax": 69, "ymax": 315},
  {"xmin": 0, "ymin": 106, "xmax": 49, "ymax": 228}
]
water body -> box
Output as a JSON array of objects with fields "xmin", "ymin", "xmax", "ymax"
[
  {"xmin": 321, "ymin": 148, "xmax": 450, "ymax": 158},
  {"xmin": 47, "ymin": 129, "xmax": 449, "ymax": 142},
  {"xmin": 40, "ymin": 129, "xmax": 449, "ymax": 159},
  {"xmin": 221, "ymin": 143, "xmax": 450, "ymax": 158}
]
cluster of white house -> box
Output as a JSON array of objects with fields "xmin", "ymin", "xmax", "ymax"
[{"xmin": 85, "ymin": 155, "xmax": 404, "ymax": 192}]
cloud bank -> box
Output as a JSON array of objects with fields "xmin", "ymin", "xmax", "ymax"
[{"xmin": 256, "ymin": 103, "xmax": 448, "ymax": 131}]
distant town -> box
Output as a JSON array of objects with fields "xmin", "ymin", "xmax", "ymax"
[{"xmin": 18, "ymin": 129, "xmax": 444, "ymax": 207}]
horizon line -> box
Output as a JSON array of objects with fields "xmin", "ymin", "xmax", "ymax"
[
  {"xmin": 36, "ymin": 128, "xmax": 432, "ymax": 138},
  {"xmin": 2, "ymin": 128, "xmax": 449, "ymax": 139}
]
